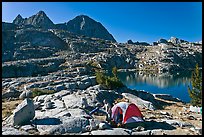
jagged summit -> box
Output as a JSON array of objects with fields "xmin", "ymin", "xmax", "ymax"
[
  {"xmin": 168, "ymin": 36, "xmax": 188, "ymax": 44},
  {"xmin": 13, "ymin": 14, "xmax": 24, "ymax": 25},
  {"xmin": 37, "ymin": 10, "xmax": 46, "ymax": 15},
  {"xmin": 11, "ymin": 11, "xmax": 116, "ymax": 42},
  {"xmin": 12, "ymin": 10, "xmax": 55, "ymax": 29},
  {"xmin": 65, "ymin": 14, "xmax": 116, "ymax": 42}
]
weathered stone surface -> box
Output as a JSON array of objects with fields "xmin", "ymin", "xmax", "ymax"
[
  {"xmin": 44, "ymin": 101, "xmax": 54, "ymax": 109},
  {"xmin": 34, "ymin": 102, "xmax": 42, "ymax": 110},
  {"xmin": 62, "ymin": 94, "xmax": 82, "ymax": 109},
  {"xmin": 13, "ymin": 11, "xmax": 55, "ymax": 29},
  {"xmin": 2, "ymin": 87, "xmax": 21, "ymax": 99},
  {"xmin": 168, "ymin": 37, "xmax": 182, "ymax": 45},
  {"xmin": 55, "ymin": 85, "xmax": 66, "ymax": 92},
  {"xmin": 122, "ymin": 93, "xmax": 155, "ymax": 110},
  {"xmin": 77, "ymin": 81, "xmax": 91, "ymax": 90},
  {"xmin": 2, "ymin": 126, "xmax": 29, "ymax": 135},
  {"xmin": 89, "ymin": 76, "xmax": 97, "ymax": 86},
  {"xmin": 150, "ymin": 129, "xmax": 165, "ymax": 135},
  {"xmin": 54, "ymin": 90, "xmax": 72, "ymax": 98},
  {"xmin": 47, "ymin": 117, "xmax": 89, "ymax": 134},
  {"xmin": 64, "ymin": 15, "xmax": 116, "ymax": 42},
  {"xmin": 161, "ymin": 119, "xmax": 194, "ymax": 128},
  {"xmin": 91, "ymin": 128, "xmax": 131, "ymax": 135},
  {"xmin": 131, "ymin": 130, "xmax": 151, "ymax": 135},
  {"xmin": 65, "ymin": 82, "xmax": 77, "ymax": 89},
  {"xmin": 96, "ymin": 90, "xmax": 123, "ymax": 105},
  {"xmin": 153, "ymin": 94, "xmax": 183, "ymax": 102},
  {"xmin": 19, "ymin": 90, "xmax": 33, "ymax": 99},
  {"xmin": 98, "ymin": 122, "xmax": 111, "ymax": 130},
  {"xmin": 20, "ymin": 125, "xmax": 37, "ymax": 132},
  {"xmin": 12, "ymin": 98, "xmax": 35, "ymax": 126}
]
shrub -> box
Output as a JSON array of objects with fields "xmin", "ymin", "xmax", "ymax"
[
  {"xmin": 95, "ymin": 67, "xmax": 124, "ymax": 89},
  {"xmin": 112, "ymin": 66, "xmax": 118, "ymax": 77},
  {"xmin": 188, "ymin": 64, "xmax": 202, "ymax": 107},
  {"xmin": 31, "ymin": 88, "xmax": 55, "ymax": 98},
  {"xmin": 99, "ymin": 39, "xmax": 105, "ymax": 44}
]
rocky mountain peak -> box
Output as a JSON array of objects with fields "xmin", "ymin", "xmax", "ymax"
[
  {"xmin": 36, "ymin": 10, "xmax": 46, "ymax": 16},
  {"xmin": 13, "ymin": 14, "xmax": 24, "ymax": 25},
  {"xmin": 26, "ymin": 10, "xmax": 55, "ymax": 29},
  {"xmin": 12, "ymin": 10, "xmax": 55, "ymax": 29},
  {"xmin": 168, "ymin": 37, "xmax": 188, "ymax": 45},
  {"xmin": 66, "ymin": 15, "xmax": 116, "ymax": 42}
]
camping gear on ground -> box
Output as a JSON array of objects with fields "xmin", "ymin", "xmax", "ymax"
[
  {"xmin": 82, "ymin": 115, "xmax": 93, "ymax": 119},
  {"xmin": 81, "ymin": 97, "xmax": 88, "ymax": 109},
  {"xmin": 89, "ymin": 106, "xmax": 101, "ymax": 115},
  {"xmin": 103, "ymin": 99, "xmax": 112, "ymax": 119},
  {"xmin": 89, "ymin": 119, "xmax": 97, "ymax": 130},
  {"xmin": 189, "ymin": 106, "xmax": 202, "ymax": 114},
  {"xmin": 111, "ymin": 102, "xmax": 144, "ymax": 128},
  {"xmin": 200, "ymin": 107, "xmax": 202, "ymax": 114}
]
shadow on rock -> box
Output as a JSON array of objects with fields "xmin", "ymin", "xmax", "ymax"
[
  {"xmin": 154, "ymin": 99, "xmax": 175, "ymax": 109},
  {"xmin": 32, "ymin": 117, "xmax": 62, "ymax": 125},
  {"xmin": 144, "ymin": 121, "xmax": 176, "ymax": 130}
]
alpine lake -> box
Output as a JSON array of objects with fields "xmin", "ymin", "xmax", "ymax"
[{"xmin": 117, "ymin": 70, "xmax": 199, "ymax": 103}]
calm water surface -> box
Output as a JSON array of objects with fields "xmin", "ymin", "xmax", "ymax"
[{"xmin": 117, "ymin": 71, "xmax": 194, "ymax": 103}]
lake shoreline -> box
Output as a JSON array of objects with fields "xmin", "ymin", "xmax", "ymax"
[{"xmin": 117, "ymin": 70, "xmax": 195, "ymax": 103}]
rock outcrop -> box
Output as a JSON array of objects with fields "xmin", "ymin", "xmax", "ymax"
[
  {"xmin": 12, "ymin": 98, "xmax": 35, "ymax": 126},
  {"xmin": 60, "ymin": 15, "xmax": 116, "ymax": 42},
  {"xmin": 13, "ymin": 11, "xmax": 55, "ymax": 29}
]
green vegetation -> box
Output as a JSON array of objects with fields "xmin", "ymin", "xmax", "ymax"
[
  {"xmin": 31, "ymin": 88, "xmax": 55, "ymax": 98},
  {"xmin": 99, "ymin": 39, "xmax": 105, "ymax": 44},
  {"xmin": 95, "ymin": 67, "xmax": 124, "ymax": 89},
  {"xmin": 188, "ymin": 64, "xmax": 202, "ymax": 107},
  {"xmin": 112, "ymin": 66, "xmax": 118, "ymax": 77}
]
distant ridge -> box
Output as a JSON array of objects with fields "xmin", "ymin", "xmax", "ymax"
[{"xmin": 12, "ymin": 11, "xmax": 116, "ymax": 42}]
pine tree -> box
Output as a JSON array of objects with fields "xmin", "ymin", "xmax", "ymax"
[{"xmin": 188, "ymin": 64, "xmax": 202, "ymax": 106}]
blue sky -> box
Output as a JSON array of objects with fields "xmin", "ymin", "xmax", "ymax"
[{"xmin": 2, "ymin": 2, "xmax": 202, "ymax": 43}]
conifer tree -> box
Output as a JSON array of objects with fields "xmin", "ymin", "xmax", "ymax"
[{"xmin": 188, "ymin": 64, "xmax": 202, "ymax": 106}]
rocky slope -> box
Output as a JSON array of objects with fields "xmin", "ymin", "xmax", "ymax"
[{"xmin": 2, "ymin": 74, "xmax": 202, "ymax": 135}]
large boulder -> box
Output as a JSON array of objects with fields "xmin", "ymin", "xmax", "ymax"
[
  {"xmin": 96, "ymin": 90, "xmax": 123, "ymax": 104},
  {"xmin": 65, "ymin": 82, "xmax": 77, "ymax": 89},
  {"xmin": 2, "ymin": 126, "xmax": 29, "ymax": 135},
  {"xmin": 98, "ymin": 122, "xmax": 111, "ymax": 130},
  {"xmin": 12, "ymin": 98, "xmax": 35, "ymax": 126},
  {"xmin": 122, "ymin": 93, "xmax": 155, "ymax": 110},
  {"xmin": 46, "ymin": 117, "xmax": 89, "ymax": 134},
  {"xmin": 2, "ymin": 87, "xmax": 21, "ymax": 99},
  {"xmin": 77, "ymin": 81, "xmax": 91, "ymax": 90},
  {"xmin": 54, "ymin": 85, "xmax": 66, "ymax": 92},
  {"xmin": 19, "ymin": 90, "xmax": 33, "ymax": 99},
  {"xmin": 89, "ymin": 76, "xmax": 97, "ymax": 86}
]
